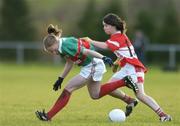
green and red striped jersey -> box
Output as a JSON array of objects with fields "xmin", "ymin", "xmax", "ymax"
[{"xmin": 58, "ymin": 37, "xmax": 95, "ymax": 66}]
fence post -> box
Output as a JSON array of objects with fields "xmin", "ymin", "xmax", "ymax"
[
  {"xmin": 166, "ymin": 45, "xmax": 177, "ymax": 71},
  {"xmin": 16, "ymin": 44, "xmax": 24, "ymax": 64}
]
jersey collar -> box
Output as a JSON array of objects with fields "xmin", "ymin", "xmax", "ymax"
[
  {"xmin": 58, "ymin": 38, "xmax": 63, "ymax": 53},
  {"xmin": 111, "ymin": 31, "xmax": 121, "ymax": 37}
]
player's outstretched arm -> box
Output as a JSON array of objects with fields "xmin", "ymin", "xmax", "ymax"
[
  {"xmin": 59, "ymin": 58, "xmax": 74, "ymax": 78},
  {"xmin": 83, "ymin": 48, "xmax": 104, "ymax": 59},
  {"xmin": 112, "ymin": 58, "xmax": 120, "ymax": 73},
  {"xmin": 53, "ymin": 59, "xmax": 73, "ymax": 91},
  {"xmin": 81, "ymin": 37, "xmax": 108, "ymax": 49},
  {"xmin": 83, "ymin": 49, "xmax": 113, "ymax": 66}
]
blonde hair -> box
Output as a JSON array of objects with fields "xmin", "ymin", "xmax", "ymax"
[{"xmin": 43, "ymin": 24, "xmax": 62, "ymax": 51}]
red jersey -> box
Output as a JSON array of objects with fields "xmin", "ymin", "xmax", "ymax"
[{"xmin": 105, "ymin": 32, "xmax": 147, "ymax": 72}]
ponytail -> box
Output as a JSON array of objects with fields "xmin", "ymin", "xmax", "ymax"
[
  {"xmin": 47, "ymin": 24, "xmax": 62, "ymax": 36},
  {"xmin": 119, "ymin": 20, "xmax": 127, "ymax": 34}
]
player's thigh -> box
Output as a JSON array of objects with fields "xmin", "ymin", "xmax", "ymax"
[
  {"xmin": 65, "ymin": 74, "xmax": 87, "ymax": 92},
  {"xmin": 86, "ymin": 79, "xmax": 101, "ymax": 98}
]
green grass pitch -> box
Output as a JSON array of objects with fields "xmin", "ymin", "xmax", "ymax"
[{"xmin": 0, "ymin": 63, "xmax": 180, "ymax": 126}]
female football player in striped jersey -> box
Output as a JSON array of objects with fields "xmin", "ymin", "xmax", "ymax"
[
  {"xmin": 82, "ymin": 13, "xmax": 172, "ymax": 122},
  {"xmin": 35, "ymin": 24, "xmax": 137, "ymax": 121}
]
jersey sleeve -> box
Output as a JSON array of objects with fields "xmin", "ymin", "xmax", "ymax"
[
  {"xmin": 61, "ymin": 37, "xmax": 79, "ymax": 57},
  {"xmin": 105, "ymin": 39, "xmax": 120, "ymax": 51},
  {"xmin": 79, "ymin": 39, "xmax": 94, "ymax": 55}
]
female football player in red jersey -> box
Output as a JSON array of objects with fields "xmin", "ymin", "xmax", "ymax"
[
  {"xmin": 82, "ymin": 13, "xmax": 172, "ymax": 122},
  {"xmin": 35, "ymin": 24, "xmax": 138, "ymax": 121}
]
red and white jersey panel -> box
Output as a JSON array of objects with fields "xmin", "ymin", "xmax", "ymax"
[{"xmin": 106, "ymin": 33, "xmax": 147, "ymax": 72}]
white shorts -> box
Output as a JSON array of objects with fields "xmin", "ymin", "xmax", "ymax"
[
  {"xmin": 111, "ymin": 63, "xmax": 144, "ymax": 83},
  {"xmin": 80, "ymin": 58, "xmax": 107, "ymax": 81}
]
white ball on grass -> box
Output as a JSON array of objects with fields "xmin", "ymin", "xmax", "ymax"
[{"xmin": 108, "ymin": 109, "xmax": 126, "ymax": 122}]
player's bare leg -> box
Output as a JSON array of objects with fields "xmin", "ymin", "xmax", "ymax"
[
  {"xmin": 86, "ymin": 79, "xmax": 101, "ymax": 99},
  {"xmin": 36, "ymin": 74, "xmax": 87, "ymax": 121},
  {"xmin": 86, "ymin": 76, "xmax": 135, "ymax": 99},
  {"xmin": 107, "ymin": 77, "xmax": 138, "ymax": 117},
  {"xmin": 135, "ymin": 83, "xmax": 172, "ymax": 121}
]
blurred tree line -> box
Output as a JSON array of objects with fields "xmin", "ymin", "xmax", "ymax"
[
  {"xmin": 0, "ymin": 0, "xmax": 180, "ymax": 63},
  {"xmin": 0, "ymin": 0, "xmax": 37, "ymax": 61},
  {"xmin": 0, "ymin": 0, "xmax": 179, "ymax": 43},
  {"xmin": 0, "ymin": 0, "xmax": 36, "ymax": 41}
]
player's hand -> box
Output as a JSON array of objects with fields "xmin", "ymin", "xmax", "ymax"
[
  {"xmin": 112, "ymin": 59, "xmax": 119, "ymax": 73},
  {"xmin": 53, "ymin": 77, "xmax": 64, "ymax": 91},
  {"xmin": 102, "ymin": 56, "xmax": 113, "ymax": 67},
  {"xmin": 112, "ymin": 64, "xmax": 119, "ymax": 73},
  {"xmin": 81, "ymin": 37, "xmax": 93, "ymax": 43}
]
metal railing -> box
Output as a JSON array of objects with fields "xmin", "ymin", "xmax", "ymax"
[
  {"xmin": 146, "ymin": 44, "xmax": 180, "ymax": 69},
  {"xmin": 0, "ymin": 42, "xmax": 180, "ymax": 68},
  {"xmin": 0, "ymin": 42, "xmax": 61, "ymax": 64}
]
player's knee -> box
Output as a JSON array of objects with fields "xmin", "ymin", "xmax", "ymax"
[
  {"xmin": 65, "ymin": 85, "xmax": 78, "ymax": 93},
  {"xmin": 90, "ymin": 94, "xmax": 100, "ymax": 100}
]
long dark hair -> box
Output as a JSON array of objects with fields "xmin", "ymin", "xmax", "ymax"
[{"xmin": 103, "ymin": 13, "xmax": 127, "ymax": 33}]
